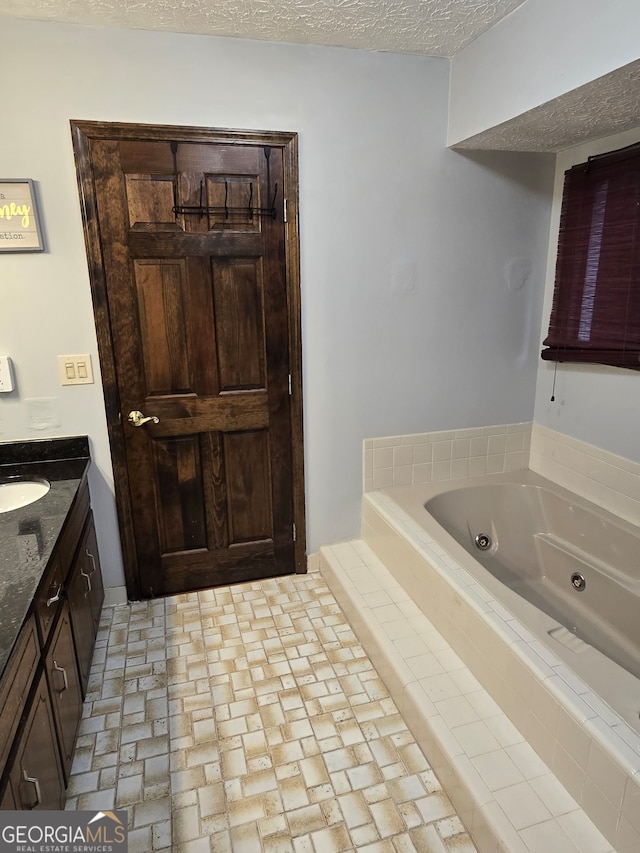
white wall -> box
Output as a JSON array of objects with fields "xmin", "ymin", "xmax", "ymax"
[
  {"xmin": 1, "ymin": 17, "xmax": 554, "ymax": 591},
  {"xmin": 449, "ymin": 0, "xmax": 640, "ymax": 146},
  {"xmin": 534, "ymin": 126, "xmax": 640, "ymax": 462}
]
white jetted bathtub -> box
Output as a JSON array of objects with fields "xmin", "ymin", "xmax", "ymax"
[
  {"xmin": 316, "ymin": 463, "xmax": 640, "ymax": 849},
  {"xmin": 385, "ymin": 470, "xmax": 640, "ymax": 735}
]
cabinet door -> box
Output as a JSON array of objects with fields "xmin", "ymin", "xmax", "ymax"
[
  {"xmin": 8, "ymin": 670, "xmax": 65, "ymax": 810},
  {"xmin": 0, "ymin": 780, "xmax": 17, "ymax": 809},
  {"xmin": 45, "ymin": 602, "xmax": 83, "ymax": 782},
  {"xmin": 68, "ymin": 516, "xmax": 104, "ymax": 696},
  {"xmin": 0, "ymin": 617, "xmax": 39, "ymax": 774},
  {"xmin": 84, "ymin": 518, "xmax": 105, "ymax": 632}
]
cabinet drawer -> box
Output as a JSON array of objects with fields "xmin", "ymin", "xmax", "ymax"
[
  {"xmin": 0, "ymin": 617, "xmax": 39, "ymax": 773},
  {"xmin": 34, "ymin": 555, "xmax": 66, "ymax": 648}
]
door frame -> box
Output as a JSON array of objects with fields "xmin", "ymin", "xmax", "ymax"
[{"xmin": 70, "ymin": 120, "xmax": 306, "ymax": 600}]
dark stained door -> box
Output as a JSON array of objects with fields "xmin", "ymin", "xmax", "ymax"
[{"xmin": 72, "ymin": 124, "xmax": 304, "ymax": 598}]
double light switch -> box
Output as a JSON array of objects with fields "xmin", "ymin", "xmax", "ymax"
[{"xmin": 58, "ymin": 354, "xmax": 94, "ymax": 385}]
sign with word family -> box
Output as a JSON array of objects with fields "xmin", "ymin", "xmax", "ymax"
[{"xmin": 0, "ymin": 180, "xmax": 44, "ymax": 252}]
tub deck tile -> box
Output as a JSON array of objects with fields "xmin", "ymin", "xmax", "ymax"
[{"xmin": 320, "ymin": 538, "xmax": 615, "ymax": 853}]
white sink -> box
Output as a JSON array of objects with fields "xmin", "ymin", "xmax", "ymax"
[{"xmin": 0, "ymin": 478, "xmax": 50, "ymax": 513}]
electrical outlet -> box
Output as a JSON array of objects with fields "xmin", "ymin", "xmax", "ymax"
[
  {"xmin": 58, "ymin": 354, "xmax": 94, "ymax": 386},
  {"xmin": 0, "ymin": 356, "xmax": 15, "ymax": 393}
]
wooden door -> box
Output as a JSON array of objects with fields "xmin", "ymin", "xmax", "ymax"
[{"xmin": 72, "ymin": 122, "xmax": 305, "ymax": 599}]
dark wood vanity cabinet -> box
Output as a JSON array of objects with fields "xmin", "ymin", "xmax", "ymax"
[{"xmin": 0, "ymin": 476, "xmax": 104, "ymax": 809}]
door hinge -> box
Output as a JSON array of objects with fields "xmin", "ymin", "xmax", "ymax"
[
  {"xmin": 284, "ymin": 199, "xmax": 288, "ymax": 223},
  {"xmin": 288, "ymin": 374, "xmax": 292, "ymax": 396},
  {"xmin": 292, "ymin": 522, "xmax": 296, "ymax": 542}
]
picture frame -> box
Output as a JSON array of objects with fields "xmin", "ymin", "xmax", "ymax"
[{"xmin": 0, "ymin": 179, "xmax": 44, "ymax": 252}]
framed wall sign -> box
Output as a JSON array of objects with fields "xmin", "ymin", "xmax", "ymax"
[{"xmin": 0, "ymin": 179, "xmax": 44, "ymax": 252}]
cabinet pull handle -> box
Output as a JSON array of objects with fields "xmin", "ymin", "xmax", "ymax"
[
  {"xmin": 46, "ymin": 584, "xmax": 61, "ymax": 607},
  {"xmin": 53, "ymin": 660, "xmax": 68, "ymax": 693},
  {"xmin": 86, "ymin": 549, "xmax": 97, "ymax": 576},
  {"xmin": 81, "ymin": 567, "xmax": 92, "ymax": 593},
  {"xmin": 21, "ymin": 772, "xmax": 42, "ymax": 809}
]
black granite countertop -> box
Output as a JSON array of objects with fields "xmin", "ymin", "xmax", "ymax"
[{"xmin": 0, "ymin": 437, "xmax": 90, "ymax": 676}]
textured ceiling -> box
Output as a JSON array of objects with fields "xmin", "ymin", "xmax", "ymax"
[
  {"xmin": 0, "ymin": 0, "xmax": 527, "ymax": 56},
  {"xmin": 453, "ymin": 60, "xmax": 640, "ymax": 152},
  {"xmin": 4, "ymin": 0, "xmax": 638, "ymax": 151}
]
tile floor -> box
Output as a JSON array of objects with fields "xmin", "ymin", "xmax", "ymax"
[{"xmin": 64, "ymin": 566, "xmax": 478, "ymax": 852}]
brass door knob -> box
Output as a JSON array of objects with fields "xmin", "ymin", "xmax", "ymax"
[{"xmin": 128, "ymin": 410, "xmax": 160, "ymax": 427}]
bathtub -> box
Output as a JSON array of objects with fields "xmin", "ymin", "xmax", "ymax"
[
  {"xmin": 312, "ymin": 459, "xmax": 640, "ymax": 849},
  {"xmin": 385, "ymin": 469, "xmax": 640, "ymax": 736}
]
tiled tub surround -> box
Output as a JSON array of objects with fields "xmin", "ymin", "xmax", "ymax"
[
  {"xmin": 529, "ymin": 424, "xmax": 640, "ymax": 529},
  {"xmin": 365, "ymin": 420, "xmax": 640, "ymax": 532},
  {"xmin": 337, "ymin": 482, "xmax": 640, "ymax": 852},
  {"xmin": 65, "ymin": 569, "xmax": 479, "ymax": 853},
  {"xmin": 351, "ymin": 422, "xmax": 640, "ymax": 850},
  {"xmin": 364, "ymin": 423, "xmax": 532, "ymax": 493},
  {"xmin": 320, "ymin": 541, "xmax": 613, "ymax": 853}
]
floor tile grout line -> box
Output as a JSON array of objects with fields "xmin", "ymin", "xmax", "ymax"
[{"xmin": 66, "ymin": 574, "xmax": 478, "ymax": 853}]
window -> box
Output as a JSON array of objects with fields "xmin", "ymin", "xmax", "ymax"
[{"xmin": 541, "ymin": 142, "xmax": 640, "ymax": 369}]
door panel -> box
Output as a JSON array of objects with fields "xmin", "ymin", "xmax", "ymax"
[
  {"xmin": 46, "ymin": 602, "xmax": 83, "ymax": 781},
  {"xmin": 72, "ymin": 123, "xmax": 304, "ymax": 598},
  {"xmin": 224, "ymin": 430, "xmax": 273, "ymax": 544},
  {"xmin": 124, "ymin": 173, "xmax": 178, "ymax": 230},
  {"xmin": 205, "ymin": 175, "xmax": 262, "ymax": 232},
  {"xmin": 135, "ymin": 259, "xmax": 192, "ymax": 395},
  {"xmin": 153, "ymin": 436, "xmax": 207, "ymax": 553},
  {"xmin": 213, "ymin": 259, "xmax": 266, "ymax": 391}
]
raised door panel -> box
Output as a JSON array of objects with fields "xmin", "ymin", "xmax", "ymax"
[
  {"xmin": 84, "ymin": 519, "xmax": 105, "ymax": 632},
  {"xmin": 223, "ymin": 430, "xmax": 272, "ymax": 544},
  {"xmin": 0, "ymin": 617, "xmax": 39, "ymax": 774},
  {"xmin": 9, "ymin": 670, "xmax": 65, "ymax": 810},
  {"xmin": 204, "ymin": 174, "xmax": 261, "ymax": 232},
  {"xmin": 0, "ymin": 780, "xmax": 17, "ymax": 810},
  {"xmin": 124, "ymin": 173, "xmax": 180, "ymax": 231},
  {"xmin": 134, "ymin": 259, "xmax": 193, "ymax": 396},
  {"xmin": 153, "ymin": 436, "xmax": 207, "ymax": 554},
  {"xmin": 45, "ymin": 603, "xmax": 83, "ymax": 781},
  {"xmin": 213, "ymin": 258, "xmax": 265, "ymax": 391},
  {"xmin": 68, "ymin": 559, "xmax": 94, "ymax": 698},
  {"xmin": 68, "ymin": 518, "xmax": 104, "ymax": 696}
]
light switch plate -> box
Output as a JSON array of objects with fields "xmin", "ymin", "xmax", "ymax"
[
  {"xmin": 0, "ymin": 356, "xmax": 15, "ymax": 392},
  {"xmin": 58, "ymin": 354, "xmax": 94, "ymax": 386}
]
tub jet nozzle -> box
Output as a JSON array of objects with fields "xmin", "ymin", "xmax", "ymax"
[
  {"xmin": 571, "ymin": 572, "xmax": 586, "ymax": 591},
  {"xmin": 474, "ymin": 533, "xmax": 492, "ymax": 551}
]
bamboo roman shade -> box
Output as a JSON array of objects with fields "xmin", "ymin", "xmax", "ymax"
[{"xmin": 541, "ymin": 143, "xmax": 640, "ymax": 369}]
